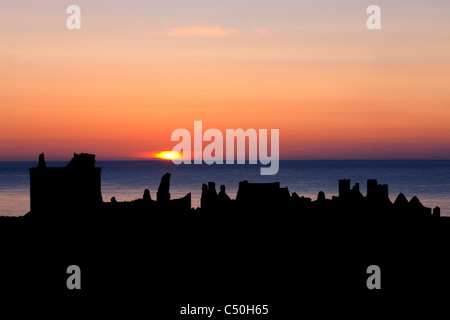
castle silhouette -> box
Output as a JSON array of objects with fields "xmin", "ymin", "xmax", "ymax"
[{"xmin": 26, "ymin": 152, "xmax": 440, "ymax": 221}]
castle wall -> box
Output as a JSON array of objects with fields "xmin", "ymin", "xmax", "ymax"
[{"xmin": 30, "ymin": 167, "xmax": 102, "ymax": 213}]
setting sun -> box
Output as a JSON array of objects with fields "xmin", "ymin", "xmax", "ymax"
[{"xmin": 155, "ymin": 151, "xmax": 182, "ymax": 160}]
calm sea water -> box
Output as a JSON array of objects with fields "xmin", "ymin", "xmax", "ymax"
[{"xmin": 0, "ymin": 160, "xmax": 449, "ymax": 216}]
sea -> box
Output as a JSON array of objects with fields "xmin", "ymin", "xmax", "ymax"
[{"xmin": 0, "ymin": 160, "xmax": 449, "ymax": 217}]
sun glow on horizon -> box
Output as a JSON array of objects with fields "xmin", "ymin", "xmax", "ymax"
[{"xmin": 155, "ymin": 151, "xmax": 182, "ymax": 160}]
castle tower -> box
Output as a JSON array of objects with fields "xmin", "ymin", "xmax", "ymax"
[
  {"xmin": 339, "ymin": 179, "xmax": 351, "ymax": 198},
  {"xmin": 29, "ymin": 153, "xmax": 102, "ymax": 214}
]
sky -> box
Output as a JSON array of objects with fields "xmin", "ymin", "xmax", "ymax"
[{"xmin": 0, "ymin": 0, "xmax": 449, "ymax": 160}]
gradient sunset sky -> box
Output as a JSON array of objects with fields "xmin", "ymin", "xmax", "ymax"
[{"xmin": 1, "ymin": 0, "xmax": 449, "ymax": 160}]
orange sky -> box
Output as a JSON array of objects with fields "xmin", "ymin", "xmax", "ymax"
[{"xmin": 1, "ymin": 1, "xmax": 450, "ymax": 160}]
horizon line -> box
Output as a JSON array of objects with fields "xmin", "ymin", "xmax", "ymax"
[{"xmin": 1, "ymin": 158, "xmax": 450, "ymax": 162}]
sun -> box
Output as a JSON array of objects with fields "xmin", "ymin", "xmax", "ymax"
[{"xmin": 155, "ymin": 151, "xmax": 182, "ymax": 160}]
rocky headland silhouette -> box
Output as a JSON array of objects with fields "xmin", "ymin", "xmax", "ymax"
[{"xmin": 1, "ymin": 153, "xmax": 449, "ymax": 311}]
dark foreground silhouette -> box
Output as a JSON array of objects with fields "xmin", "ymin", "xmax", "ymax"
[{"xmin": 1, "ymin": 153, "xmax": 449, "ymax": 315}]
